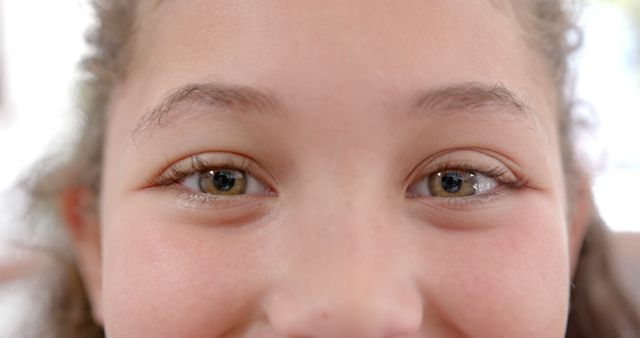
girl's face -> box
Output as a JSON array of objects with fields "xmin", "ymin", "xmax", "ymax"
[{"xmin": 85, "ymin": 0, "xmax": 579, "ymax": 336}]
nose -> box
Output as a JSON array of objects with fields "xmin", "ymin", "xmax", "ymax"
[
  {"xmin": 265, "ymin": 266, "xmax": 423, "ymax": 338},
  {"xmin": 267, "ymin": 290, "xmax": 423, "ymax": 337},
  {"xmin": 263, "ymin": 218, "xmax": 424, "ymax": 337}
]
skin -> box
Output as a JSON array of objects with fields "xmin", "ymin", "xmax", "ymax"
[{"xmin": 66, "ymin": 0, "xmax": 586, "ymax": 337}]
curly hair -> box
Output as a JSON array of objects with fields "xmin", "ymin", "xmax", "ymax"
[{"xmin": 23, "ymin": 1, "xmax": 640, "ymax": 337}]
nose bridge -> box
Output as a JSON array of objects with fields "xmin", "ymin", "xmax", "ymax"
[
  {"xmin": 291, "ymin": 160, "xmax": 394, "ymax": 270},
  {"xmin": 264, "ymin": 172, "xmax": 423, "ymax": 337}
]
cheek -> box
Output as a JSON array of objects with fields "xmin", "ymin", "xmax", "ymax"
[
  {"xmin": 417, "ymin": 195, "xmax": 570, "ymax": 337},
  {"xmin": 100, "ymin": 198, "xmax": 270, "ymax": 337}
]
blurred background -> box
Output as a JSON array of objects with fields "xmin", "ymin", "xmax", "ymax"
[{"xmin": 0, "ymin": 0, "xmax": 639, "ymax": 336}]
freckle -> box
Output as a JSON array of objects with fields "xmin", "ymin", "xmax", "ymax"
[{"xmin": 321, "ymin": 311, "xmax": 330, "ymax": 320}]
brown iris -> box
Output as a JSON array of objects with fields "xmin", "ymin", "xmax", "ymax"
[
  {"xmin": 198, "ymin": 169, "xmax": 247, "ymax": 195},
  {"xmin": 428, "ymin": 170, "xmax": 477, "ymax": 197}
]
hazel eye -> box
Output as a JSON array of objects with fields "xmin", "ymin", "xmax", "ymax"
[
  {"xmin": 182, "ymin": 169, "xmax": 266, "ymax": 196},
  {"xmin": 409, "ymin": 170, "xmax": 498, "ymax": 198}
]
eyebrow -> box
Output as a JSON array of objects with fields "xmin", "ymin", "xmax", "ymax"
[
  {"xmin": 132, "ymin": 81, "xmax": 534, "ymax": 143},
  {"xmin": 409, "ymin": 82, "xmax": 532, "ymax": 119},
  {"xmin": 132, "ymin": 83, "xmax": 281, "ymax": 142}
]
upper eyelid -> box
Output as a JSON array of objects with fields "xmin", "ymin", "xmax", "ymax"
[
  {"xmin": 424, "ymin": 163, "xmax": 506, "ymax": 176},
  {"xmin": 154, "ymin": 151, "xmax": 522, "ymax": 195},
  {"xmin": 408, "ymin": 159, "xmax": 513, "ymax": 187},
  {"xmin": 154, "ymin": 153, "xmax": 275, "ymax": 189},
  {"xmin": 190, "ymin": 155, "xmax": 252, "ymax": 175},
  {"xmin": 404, "ymin": 148, "xmax": 525, "ymax": 184}
]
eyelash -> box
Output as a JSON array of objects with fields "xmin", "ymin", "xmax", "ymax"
[
  {"xmin": 409, "ymin": 160, "xmax": 528, "ymax": 207},
  {"xmin": 433, "ymin": 162, "xmax": 524, "ymax": 188},
  {"xmin": 153, "ymin": 155, "xmax": 274, "ymax": 207},
  {"xmin": 152, "ymin": 155, "xmax": 527, "ymax": 209},
  {"xmin": 157, "ymin": 156, "xmax": 253, "ymax": 186}
]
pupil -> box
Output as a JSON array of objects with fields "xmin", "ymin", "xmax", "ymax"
[
  {"xmin": 212, "ymin": 170, "xmax": 236, "ymax": 192},
  {"xmin": 441, "ymin": 172, "xmax": 463, "ymax": 193}
]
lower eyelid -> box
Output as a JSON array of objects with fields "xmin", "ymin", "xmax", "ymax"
[
  {"xmin": 174, "ymin": 189, "xmax": 270, "ymax": 210},
  {"xmin": 412, "ymin": 186, "xmax": 515, "ymax": 211}
]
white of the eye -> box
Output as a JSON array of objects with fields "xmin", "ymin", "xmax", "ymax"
[
  {"xmin": 244, "ymin": 174, "xmax": 266, "ymax": 194},
  {"xmin": 181, "ymin": 171, "xmax": 266, "ymax": 194},
  {"xmin": 472, "ymin": 173, "xmax": 497, "ymax": 194},
  {"xmin": 182, "ymin": 174, "xmax": 201, "ymax": 191},
  {"xmin": 410, "ymin": 177, "xmax": 431, "ymax": 196}
]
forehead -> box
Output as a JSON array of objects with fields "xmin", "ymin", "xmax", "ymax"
[
  {"xmin": 114, "ymin": 0, "xmax": 555, "ymax": 141},
  {"xmin": 136, "ymin": 0, "xmax": 523, "ymax": 66},
  {"xmin": 130, "ymin": 0, "xmax": 542, "ymax": 85}
]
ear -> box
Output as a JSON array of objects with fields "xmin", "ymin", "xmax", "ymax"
[
  {"xmin": 62, "ymin": 187, "xmax": 103, "ymax": 325},
  {"xmin": 567, "ymin": 172, "xmax": 592, "ymax": 277}
]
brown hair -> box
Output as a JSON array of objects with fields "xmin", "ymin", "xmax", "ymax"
[{"xmin": 24, "ymin": 0, "xmax": 640, "ymax": 337}]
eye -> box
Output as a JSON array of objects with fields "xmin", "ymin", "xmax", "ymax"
[
  {"xmin": 182, "ymin": 168, "xmax": 267, "ymax": 196},
  {"xmin": 408, "ymin": 169, "xmax": 498, "ymax": 198},
  {"xmin": 154, "ymin": 154, "xmax": 273, "ymax": 198}
]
